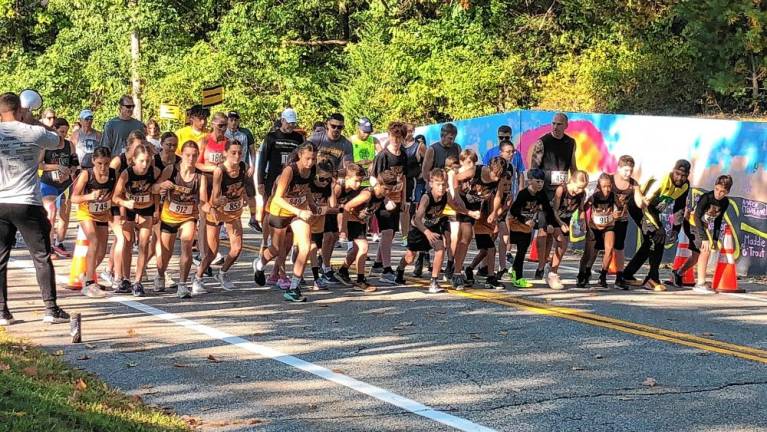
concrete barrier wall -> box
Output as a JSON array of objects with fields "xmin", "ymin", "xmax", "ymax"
[{"xmin": 406, "ymin": 110, "xmax": 767, "ymax": 275}]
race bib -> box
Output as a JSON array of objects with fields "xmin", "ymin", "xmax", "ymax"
[
  {"xmin": 224, "ymin": 199, "xmax": 243, "ymax": 212},
  {"xmin": 281, "ymin": 153, "xmax": 290, "ymax": 165},
  {"xmin": 88, "ymin": 200, "xmax": 111, "ymax": 214},
  {"xmin": 550, "ymin": 171, "xmax": 568, "ymax": 185},
  {"xmin": 129, "ymin": 193, "xmax": 151, "ymax": 204},
  {"xmin": 169, "ymin": 201, "xmax": 194, "ymax": 215},
  {"xmin": 51, "ymin": 170, "xmax": 61, "ymax": 183},
  {"xmin": 287, "ymin": 196, "xmax": 306, "ymax": 206},
  {"xmin": 207, "ymin": 152, "xmax": 224, "ymax": 164},
  {"xmin": 592, "ymin": 213, "xmax": 614, "ymax": 226}
]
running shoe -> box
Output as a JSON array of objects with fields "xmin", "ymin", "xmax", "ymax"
[
  {"xmin": 597, "ymin": 270, "xmax": 609, "ymax": 289},
  {"xmin": 115, "ymin": 279, "xmax": 132, "ymax": 294},
  {"xmin": 452, "ymin": 275, "xmax": 464, "ymax": 291},
  {"xmin": 428, "ymin": 279, "xmax": 445, "ymax": 294},
  {"xmin": 191, "ymin": 275, "xmax": 208, "ymax": 295},
  {"xmin": 534, "ymin": 268, "xmax": 545, "ymax": 280},
  {"xmin": 311, "ymin": 278, "xmax": 329, "ymax": 291},
  {"xmin": 216, "ymin": 270, "xmax": 235, "ymax": 291},
  {"xmin": 176, "ymin": 282, "xmax": 191, "ymax": 299},
  {"xmin": 132, "ymin": 282, "xmax": 146, "ymax": 297},
  {"xmin": 395, "ymin": 270, "xmax": 406, "ymax": 285},
  {"xmin": 164, "ymin": 272, "xmax": 177, "ymax": 289},
  {"xmin": 369, "ymin": 263, "xmax": 384, "ymax": 277},
  {"xmin": 692, "ymin": 282, "xmax": 716, "ymax": 294},
  {"xmin": 371, "ymin": 233, "xmax": 381, "ymax": 243},
  {"xmin": 412, "ymin": 255, "xmax": 424, "ymax": 278},
  {"xmin": 82, "ymin": 282, "xmax": 108, "ymax": 298},
  {"xmin": 321, "ymin": 270, "xmax": 342, "ymax": 286},
  {"xmin": 615, "ymin": 274, "xmax": 630, "ymax": 290},
  {"xmin": 512, "ymin": 277, "xmax": 533, "ymax": 289},
  {"xmin": 501, "ymin": 268, "xmax": 516, "ymax": 282},
  {"xmin": 0, "ymin": 310, "xmax": 16, "ymax": 326},
  {"xmin": 100, "ymin": 271, "xmax": 115, "ymax": 286},
  {"xmin": 379, "ymin": 272, "xmax": 398, "ymax": 286},
  {"xmin": 506, "ymin": 253, "xmax": 514, "ymax": 267},
  {"xmin": 42, "ymin": 306, "xmax": 70, "ymax": 324},
  {"xmin": 643, "ymin": 280, "xmax": 667, "ymax": 292},
  {"xmin": 464, "ymin": 267, "xmax": 475, "ymax": 287},
  {"xmin": 484, "ymin": 276, "xmax": 504, "ymax": 290},
  {"xmin": 546, "ymin": 272, "xmax": 565, "ymax": 290},
  {"xmin": 277, "ymin": 276, "xmax": 291, "ymax": 291},
  {"xmin": 669, "ymin": 270, "xmax": 684, "ymax": 288},
  {"xmin": 248, "ymin": 218, "xmax": 262, "ymax": 232},
  {"xmin": 400, "ymin": 235, "xmax": 408, "ymax": 247},
  {"xmin": 211, "ymin": 252, "xmax": 225, "ymax": 266},
  {"xmin": 52, "ymin": 243, "xmax": 71, "ymax": 258},
  {"xmin": 284, "ymin": 289, "xmax": 307, "ymax": 302},
  {"xmin": 354, "ymin": 281, "xmax": 377, "ymax": 293},
  {"xmin": 476, "ymin": 267, "xmax": 489, "ymax": 278},
  {"xmin": 153, "ymin": 274, "xmax": 166, "ymax": 292},
  {"xmin": 336, "ymin": 268, "xmax": 353, "ymax": 286},
  {"xmin": 193, "ymin": 254, "xmax": 202, "ymax": 266}
]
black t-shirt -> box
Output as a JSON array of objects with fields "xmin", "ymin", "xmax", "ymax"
[
  {"xmin": 693, "ymin": 191, "xmax": 729, "ymax": 240},
  {"xmin": 536, "ymin": 133, "xmax": 575, "ymax": 187},
  {"xmin": 611, "ymin": 175, "xmax": 639, "ymax": 222},
  {"xmin": 258, "ymin": 129, "xmax": 305, "ymax": 189},
  {"xmin": 510, "ymin": 188, "xmax": 555, "ymax": 225},
  {"xmin": 41, "ymin": 140, "xmax": 78, "ymax": 187},
  {"xmin": 556, "ymin": 185, "xmax": 585, "ymax": 220},
  {"xmin": 371, "ymin": 147, "xmax": 407, "ymax": 204},
  {"xmin": 418, "ymin": 191, "xmax": 448, "ymax": 229}
]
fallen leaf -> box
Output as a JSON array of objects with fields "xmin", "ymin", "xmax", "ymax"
[
  {"xmin": 701, "ymin": 332, "xmax": 714, "ymax": 337},
  {"xmin": 0, "ymin": 363, "xmax": 10, "ymax": 371},
  {"xmin": 126, "ymin": 362, "xmax": 138, "ymax": 368},
  {"xmin": 127, "ymin": 328, "xmax": 137, "ymax": 338},
  {"xmin": 13, "ymin": 412, "xmax": 26, "ymax": 417},
  {"xmin": 74, "ymin": 378, "xmax": 88, "ymax": 392},
  {"xmin": 84, "ymin": 343, "xmax": 96, "ymax": 349},
  {"xmin": 173, "ymin": 363, "xmax": 193, "ymax": 368},
  {"xmin": 469, "ymin": 333, "xmax": 482, "ymax": 340},
  {"xmin": 572, "ymin": 366, "xmax": 585, "ymax": 371},
  {"xmin": 642, "ymin": 377, "xmax": 657, "ymax": 387},
  {"xmin": 498, "ymin": 331, "xmax": 509, "ymax": 336},
  {"xmin": 22, "ymin": 367, "xmax": 38, "ymax": 377},
  {"xmin": 398, "ymin": 321, "xmax": 414, "ymax": 327},
  {"xmin": 76, "ymin": 355, "xmax": 90, "ymax": 361},
  {"xmin": 207, "ymin": 355, "xmax": 221, "ymax": 363},
  {"xmin": 53, "ymin": 350, "xmax": 64, "ymax": 356},
  {"xmin": 139, "ymin": 384, "xmax": 154, "ymax": 390}
]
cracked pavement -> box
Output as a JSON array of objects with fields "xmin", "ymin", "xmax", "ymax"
[{"xmin": 4, "ymin": 226, "xmax": 767, "ymax": 431}]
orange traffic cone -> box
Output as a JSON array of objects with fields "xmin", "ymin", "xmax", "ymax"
[
  {"xmin": 607, "ymin": 254, "xmax": 618, "ymax": 275},
  {"xmin": 670, "ymin": 230, "xmax": 695, "ymax": 286},
  {"xmin": 713, "ymin": 225, "xmax": 744, "ymax": 293},
  {"xmin": 67, "ymin": 227, "xmax": 89, "ymax": 290},
  {"xmin": 527, "ymin": 230, "xmax": 539, "ymax": 262}
]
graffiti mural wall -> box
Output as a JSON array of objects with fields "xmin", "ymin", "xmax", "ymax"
[{"xmin": 409, "ymin": 110, "xmax": 767, "ymax": 275}]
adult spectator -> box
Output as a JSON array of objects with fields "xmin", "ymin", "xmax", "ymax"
[
  {"xmin": 146, "ymin": 118, "xmax": 162, "ymax": 152},
  {"xmin": 175, "ymin": 105, "xmax": 209, "ymax": 155},
  {"xmin": 0, "ymin": 92, "xmax": 70, "ymax": 325},
  {"xmin": 421, "ymin": 123, "xmax": 461, "ymax": 181},
  {"xmin": 529, "ymin": 112, "xmax": 578, "ymax": 280},
  {"xmin": 70, "ymin": 109, "xmax": 102, "ymax": 168},
  {"xmin": 225, "ymin": 111, "xmax": 258, "ymax": 230},
  {"xmin": 309, "ymin": 113, "xmax": 353, "ymax": 171},
  {"xmin": 40, "ymin": 108, "xmax": 56, "ymax": 128},
  {"xmin": 100, "ymin": 95, "xmax": 145, "ymax": 155},
  {"xmin": 349, "ymin": 117, "xmax": 380, "ymax": 174}
]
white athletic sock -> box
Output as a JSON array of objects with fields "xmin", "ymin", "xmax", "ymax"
[
  {"xmin": 290, "ymin": 276, "xmax": 300, "ymax": 290},
  {"xmin": 256, "ymin": 258, "xmax": 265, "ymax": 272}
]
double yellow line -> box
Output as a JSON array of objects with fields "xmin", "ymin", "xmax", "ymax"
[{"xmin": 223, "ymin": 238, "xmax": 767, "ymax": 364}]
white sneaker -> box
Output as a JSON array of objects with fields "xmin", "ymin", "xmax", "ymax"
[
  {"xmin": 211, "ymin": 252, "xmax": 225, "ymax": 266},
  {"xmin": 191, "ymin": 275, "xmax": 207, "ymax": 295},
  {"xmin": 401, "ymin": 236, "xmax": 408, "ymax": 247},
  {"xmin": 692, "ymin": 283, "xmax": 716, "ymax": 295},
  {"xmin": 547, "ymin": 272, "xmax": 565, "ymax": 290},
  {"xmin": 153, "ymin": 274, "xmax": 166, "ymax": 292},
  {"xmin": 176, "ymin": 282, "xmax": 191, "ymax": 299},
  {"xmin": 216, "ymin": 270, "xmax": 235, "ymax": 291},
  {"xmin": 371, "ymin": 233, "xmax": 381, "ymax": 243},
  {"xmin": 82, "ymin": 282, "xmax": 109, "ymax": 298},
  {"xmin": 100, "ymin": 271, "xmax": 114, "ymax": 286},
  {"xmin": 164, "ymin": 272, "xmax": 177, "ymax": 288}
]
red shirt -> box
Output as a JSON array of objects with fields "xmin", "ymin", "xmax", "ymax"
[{"xmin": 199, "ymin": 134, "xmax": 228, "ymax": 166}]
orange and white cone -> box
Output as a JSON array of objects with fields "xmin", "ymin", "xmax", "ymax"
[
  {"xmin": 671, "ymin": 230, "xmax": 695, "ymax": 286},
  {"xmin": 713, "ymin": 225, "xmax": 744, "ymax": 293},
  {"xmin": 67, "ymin": 227, "xmax": 89, "ymax": 290},
  {"xmin": 527, "ymin": 230, "xmax": 539, "ymax": 262}
]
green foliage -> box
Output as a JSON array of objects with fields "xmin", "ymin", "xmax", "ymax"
[{"xmin": 0, "ymin": 0, "xmax": 763, "ymax": 138}]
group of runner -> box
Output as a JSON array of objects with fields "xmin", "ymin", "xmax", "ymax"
[{"xmin": 0, "ymin": 91, "xmax": 735, "ymax": 325}]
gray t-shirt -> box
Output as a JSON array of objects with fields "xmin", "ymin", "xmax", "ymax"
[
  {"xmin": 309, "ymin": 131, "xmax": 353, "ymax": 170},
  {"xmin": 74, "ymin": 129, "xmax": 100, "ymax": 166},
  {"xmin": 0, "ymin": 121, "xmax": 61, "ymax": 205},
  {"xmin": 100, "ymin": 116, "xmax": 144, "ymax": 155}
]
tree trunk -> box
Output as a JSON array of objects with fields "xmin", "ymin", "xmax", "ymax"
[{"xmin": 129, "ymin": 0, "xmax": 143, "ymax": 121}]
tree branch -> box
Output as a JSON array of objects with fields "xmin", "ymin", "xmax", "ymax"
[{"xmin": 283, "ymin": 39, "xmax": 348, "ymax": 46}]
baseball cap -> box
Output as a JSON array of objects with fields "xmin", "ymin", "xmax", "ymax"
[
  {"xmin": 281, "ymin": 108, "xmax": 298, "ymax": 123},
  {"xmin": 227, "ymin": 111, "xmax": 240, "ymax": 119},
  {"xmin": 79, "ymin": 109, "xmax": 94, "ymax": 119},
  {"xmin": 358, "ymin": 117, "xmax": 373, "ymax": 133},
  {"xmin": 673, "ymin": 159, "xmax": 691, "ymax": 174}
]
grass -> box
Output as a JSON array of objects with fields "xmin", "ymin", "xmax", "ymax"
[{"xmin": 0, "ymin": 327, "xmax": 191, "ymax": 432}]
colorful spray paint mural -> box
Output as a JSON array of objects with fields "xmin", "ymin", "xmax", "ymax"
[{"xmin": 410, "ymin": 110, "xmax": 767, "ymax": 275}]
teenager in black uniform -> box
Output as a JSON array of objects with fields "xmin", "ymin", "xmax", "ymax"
[
  {"xmin": 577, "ymin": 173, "xmax": 618, "ymax": 289},
  {"xmin": 113, "ymin": 144, "xmax": 161, "ymax": 297},
  {"xmin": 254, "ymin": 144, "xmax": 318, "ymax": 302},
  {"xmin": 148, "ymin": 132, "xmax": 181, "ymax": 281},
  {"xmin": 546, "ymin": 170, "xmax": 588, "ymax": 290},
  {"xmin": 530, "ymin": 113, "xmax": 578, "ymax": 280},
  {"xmin": 369, "ymin": 122, "xmax": 408, "ymax": 285},
  {"xmin": 338, "ymin": 170, "xmax": 399, "ymax": 292},
  {"xmin": 395, "ymin": 168, "xmax": 449, "ymax": 293},
  {"xmin": 610, "ymin": 155, "xmax": 644, "ymax": 288},
  {"xmin": 308, "ymin": 160, "xmax": 339, "ymax": 291},
  {"xmin": 71, "ymin": 146, "xmax": 116, "ymax": 296},
  {"xmin": 506, "ymin": 169, "xmax": 563, "ymax": 288},
  {"xmin": 674, "ymin": 175, "xmax": 733, "ymax": 293}
]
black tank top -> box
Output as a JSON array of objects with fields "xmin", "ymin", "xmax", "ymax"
[
  {"xmin": 403, "ymin": 142, "xmax": 422, "ymax": 178},
  {"xmin": 430, "ymin": 142, "xmax": 461, "ymax": 170},
  {"xmin": 154, "ymin": 153, "xmax": 181, "ymax": 172},
  {"xmin": 85, "ymin": 168, "xmax": 117, "ymax": 194},
  {"xmin": 283, "ymin": 162, "xmax": 315, "ymax": 204},
  {"xmin": 167, "ymin": 164, "xmax": 201, "ymax": 206},
  {"xmin": 117, "ymin": 153, "xmax": 129, "ymax": 174},
  {"xmin": 220, "ymin": 161, "xmax": 246, "ymax": 208},
  {"xmin": 41, "ymin": 140, "xmax": 77, "ymax": 187},
  {"xmin": 419, "ymin": 191, "xmax": 447, "ymax": 228},
  {"xmin": 538, "ymin": 133, "xmax": 575, "ymax": 186},
  {"xmin": 125, "ymin": 166, "xmax": 156, "ymax": 209},
  {"xmin": 338, "ymin": 186, "xmax": 360, "ymax": 206},
  {"xmin": 461, "ymin": 165, "xmax": 498, "ymax": 207},
  {"xmin": 310, "ymin": 181, "xmax": 332, "ymax": 207},
  {"xmin": 588, "ymin": 190, "xmax": 616, "ymax": 228},
  {"xmin": 611, "ymin": 174, "xmax": 639, "ymax": 222},
  {"xmin": 557, "ymin": 185, "xmax": 584, "ymax": 220}
]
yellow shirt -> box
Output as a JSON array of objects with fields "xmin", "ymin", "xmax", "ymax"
[{"xmin": 175, "ymin": 126, "xmax": 207, "ymax": 155}]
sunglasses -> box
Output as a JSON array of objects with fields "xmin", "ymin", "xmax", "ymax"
[
  {"xmin": 328, "ymin": 123, "xmax": 344, "ymax": 130},
  {"xmin": 317, "ymin": 176, "xmax": 333, "ymax": 182},
  {"xmin": 213, "ymin": 122, "xmax": 227, "ymax": 128},
  {"xmin": 552, "ymin": 122, "xmax": 564, "ymax": 126},
  {"xmin": 498, "ymin": 135, "xmax": 511, "ymax": 140},
  {"xmin": 122, "ymin": 105, "xmax": 135, "ymax": 109}
]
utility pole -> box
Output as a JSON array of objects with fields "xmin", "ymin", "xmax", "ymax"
[{"xmin": 129, "ymin": 0, "xmax": 143, "ymax": 121}]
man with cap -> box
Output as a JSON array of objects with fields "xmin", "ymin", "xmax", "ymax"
[
  {"xmin": 256, "ymin": 108, "xmax": 305, "ymax": 255},
  {"xmin": 70, "ymin": 109, "xmax": 102, "ymax": 168},
  {"xmin": 0, "ymin": 92, "xmax": 71, "ymax": 326},
  {"xmin": 350, "ymin": 117, "xmax": 380, "ymax": 175},
  {"xmin": 175, "ymin": 105, "xmax": 210, "ymax": 155},
  {"xmin": 622, "ymin": 159, "xmax": 691, "ymax": 291},
  {"xmin": 225, "ymin": 111, "xmax": 259, "ymax": 230},
  {"xmin": 100, "ymin": 95, "xmax": 145, "ymax": 156}
]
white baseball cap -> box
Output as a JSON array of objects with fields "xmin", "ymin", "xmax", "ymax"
[
  {"xmin": 281, "ymin": 108, "xmax": 298, "ymax": 123},
  {"xmin": 79, "ymin": 109, "xmax": 94, "ymax": 119}
]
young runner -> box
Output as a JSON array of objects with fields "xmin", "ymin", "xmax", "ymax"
[
  {"xmin": 546, "ymin": 171, "xmax": 588, "ymax": 289},
  {"xmin": 253, "ymin": 144, "xmax": 318, "ymax": 302},
  {"xmin": 337, "ymin": 171, "xmax": 399, "ymax": 292},
  {"xmin": 395, "ymin": 168, "xmax": 449, "ymax": 293},
  {"xmin": 674, "ymin": 175, "xmax": 733, "ymax": 293},
  {"xmin": 610, "ymin": 155, "xmax": 644, "ymax": 289},
  {"xmin": 308, "ymin": 160, "xmax": 339, "ymax": 291},
  {"xmin": 149, "ymin": 132, "xmax": 181, "ymax": 286},
  {"xmin": 113, "ymin": 143, "xmax": 161, "ymax": 296},
  {"xmin": 154, "ymin": 141, "xmax": 205, "ymax": 298},
  {"xmin": 577, "ymin": 173, "xmax": 618, "ymax": 289},
  {"xmin": 71, "ymin": 146, "xmax": 115, "ymax": 297},
  {"xmin": 194, "ymin": 140, "xmax": 246, "ymax": 293}
]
